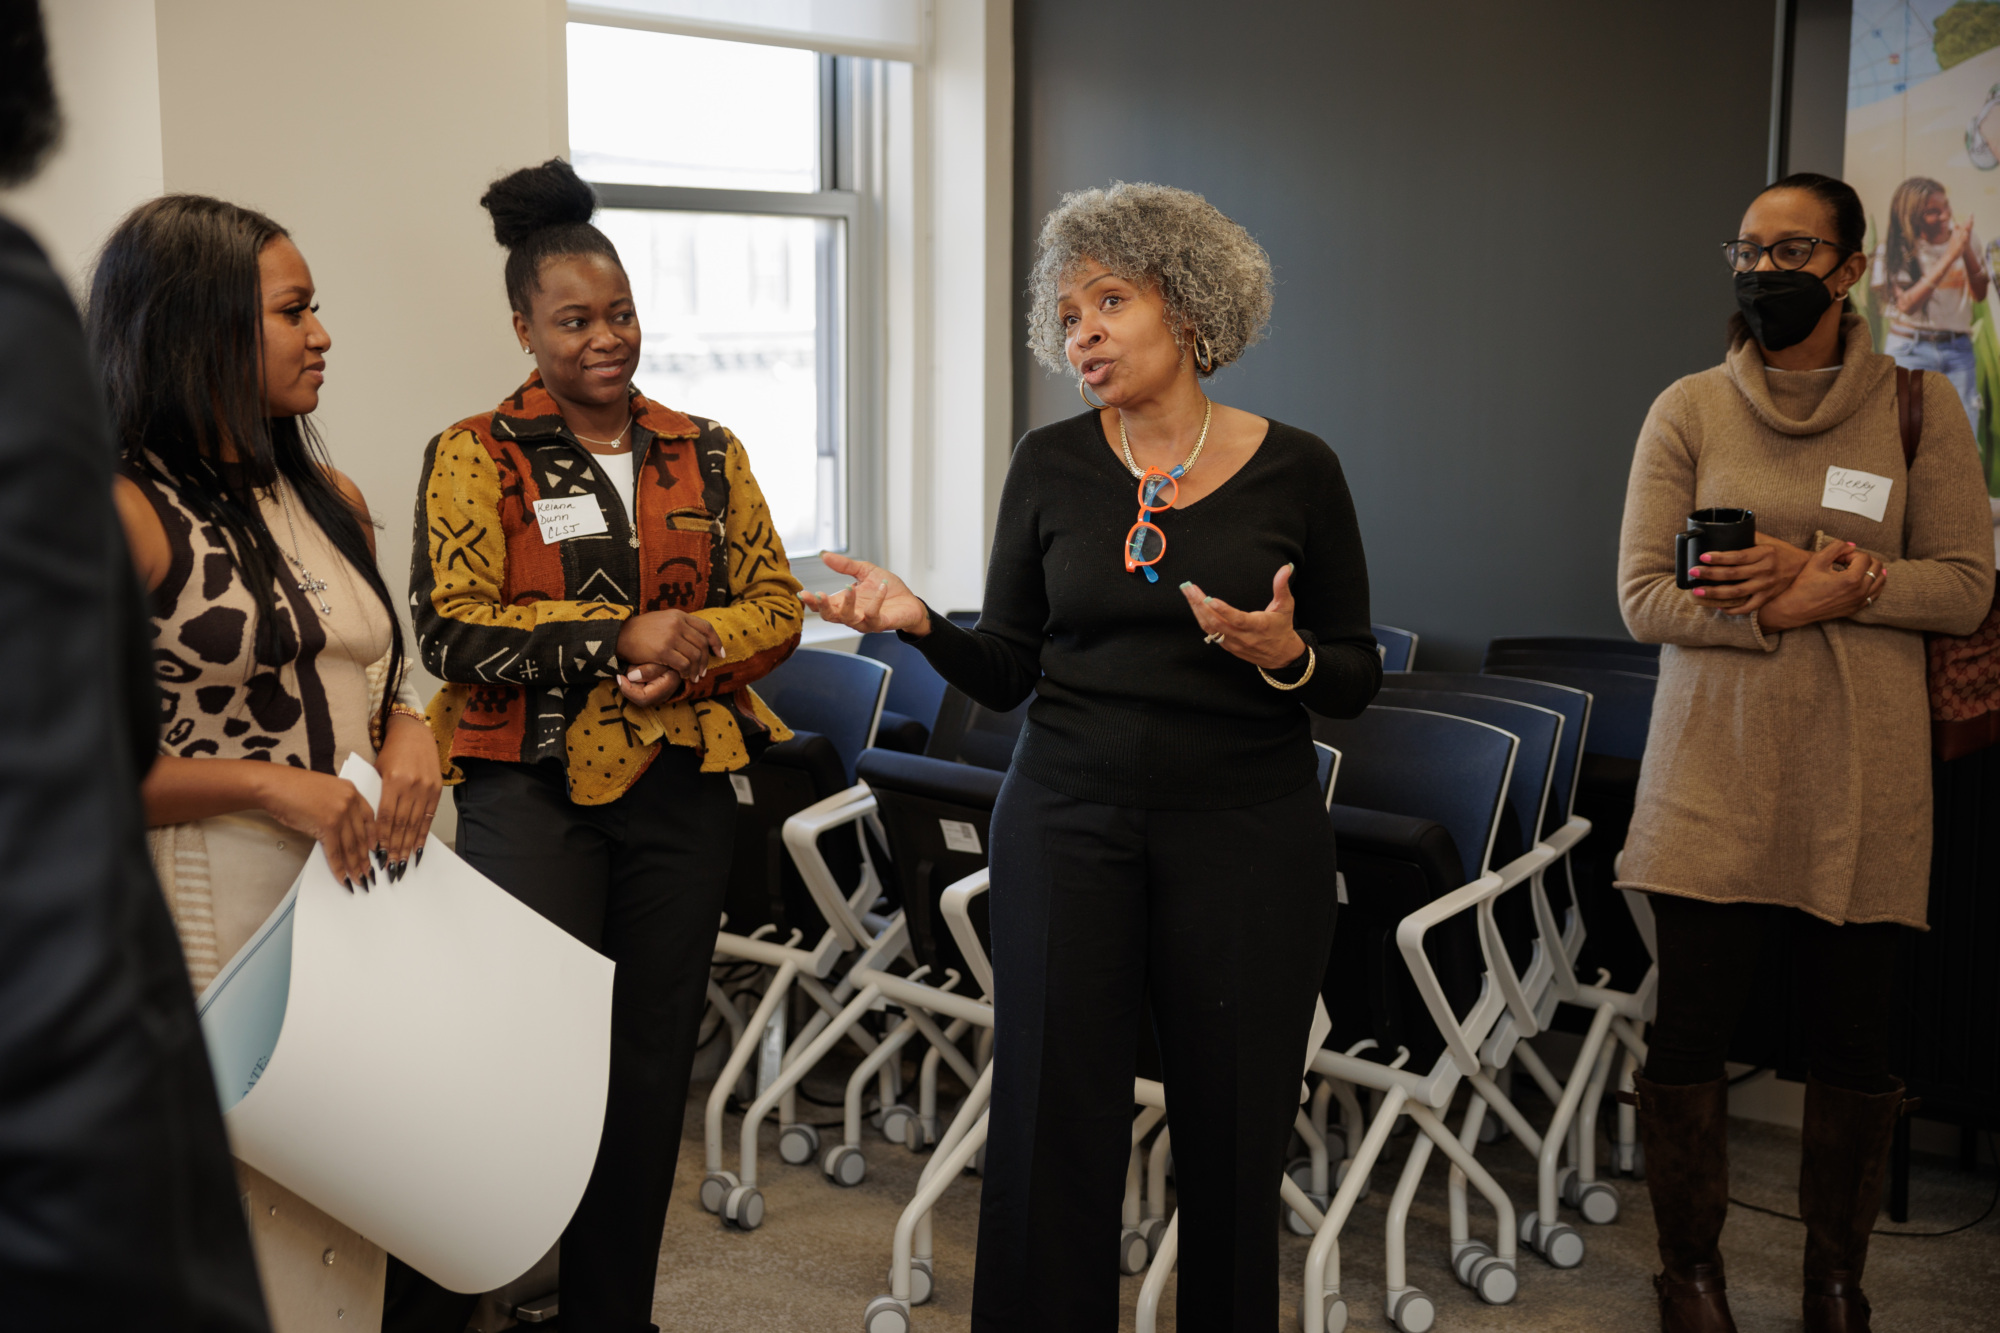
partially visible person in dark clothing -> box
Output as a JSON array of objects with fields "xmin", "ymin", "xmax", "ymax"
[{"xmin": 0, "ymin": 4, "xmax": 270, "ymax": 1329}]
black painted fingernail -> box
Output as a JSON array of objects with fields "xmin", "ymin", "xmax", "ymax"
[
  {"xmin": 415, "ymin": 847, "xmax": 425, "ymax": 867},
  {"xmin": 344, "ymin": 878, "xmax": 355, "ymax": 893}
]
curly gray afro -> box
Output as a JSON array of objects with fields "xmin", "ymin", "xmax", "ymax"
[{"xmin": 1026, "ymin": 181, "xmax": 1273, "ymax": 378}]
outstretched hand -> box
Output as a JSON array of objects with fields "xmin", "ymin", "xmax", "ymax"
[
  {"xmin": 1180, "ymin": 563, "xmax": 1308, "ymax": 671},
  {"xmin": 799, "ymin": 551, "xmax": 931, "ymax": 635}
]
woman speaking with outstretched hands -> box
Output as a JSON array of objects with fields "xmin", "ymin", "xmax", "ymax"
[{"xmin": 803, "ymin": 182, "xmax": 1380, "ymax": 1333}]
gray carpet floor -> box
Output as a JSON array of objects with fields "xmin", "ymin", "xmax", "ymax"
[{"xmin": 649, "ymin": 1068, "xmax": 1999, "ymax": 1332}]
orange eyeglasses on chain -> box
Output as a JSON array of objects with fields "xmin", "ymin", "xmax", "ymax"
[{"xmin": 1124, "ymin": 466, "xmax": 1180, "ymax": 582}]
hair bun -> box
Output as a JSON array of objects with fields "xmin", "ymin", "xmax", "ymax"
[{"xmin": 480, "ymin": 158, "xmax": 598, "ymax": 249}]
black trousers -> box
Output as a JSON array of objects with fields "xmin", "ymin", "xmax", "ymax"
[
  {"xmin": 970, "ymin": 771, "xmax": 1340, "ymax": 1333},
  {"xmin": 449, "ymin": 748, "xmax": 735, "ymax": 1333},
  {"xmin": 1643, "ymin": 894, "xmax": 1902, "ymax": 1094}
]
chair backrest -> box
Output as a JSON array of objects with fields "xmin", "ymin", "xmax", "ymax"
[
  {"xmin": 857, "ymin": 631, "xmax": 950, "ymax": 733},
  {"xmin": 1368, "ymin": 689, "xmax": 1558, "ymax": 869},
  {"xmin": 1311, "ymin": 705, "xmax": 1516, "ymax": 884},
  {"xmin": 854, "ymin": 748, "xmax": 1005, "ymax": 980},
  {"xmin": 1382, "ymin": 671, "xmax": 1588, "ymax": 838},
  {"xmin": 1485, "ymin": 664, "xmax": 1656, "ymax": 762},
  {"xmin": 925, "ymin": 684, "xmax": 1030, "ymax": 772},
  {"xmin": 1485, "ymin": 635, "xmax": 1659, "ymax": 665},
  {"xmin": 752, "ymin": 647, "xmax": 891, "ymax": 783},
  {"xmin": 1486, "ymin": 647, "xmax": 1660, "ymax": 678},
  {"xmin": 1372, "ymin": 623, "xmax": 1420, "ymax": 672},
  {"xmin": 1315, "ymin": 741, "xmax": 1341, "ymax": 808}
]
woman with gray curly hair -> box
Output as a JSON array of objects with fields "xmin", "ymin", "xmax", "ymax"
[{"xmin": 805, "ymin": 181, "xmax": 1379, "ymax": 1329}]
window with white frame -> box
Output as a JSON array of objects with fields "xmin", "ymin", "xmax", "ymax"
[{"xmin": 567, "ymin": 23, "xmax": 880, "ymax": 571}]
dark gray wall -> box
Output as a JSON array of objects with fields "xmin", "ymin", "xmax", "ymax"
[
  {"xmin": 1013, "ymin": 2, "xmax": 1775, "ymax": 668},
  {"xmin": 1784, "ymin": 0, "xmax": 1852, "ymax": 178}
]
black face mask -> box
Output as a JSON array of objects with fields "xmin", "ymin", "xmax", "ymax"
[{"xmin": 1734, "ymin": 269, "xmax": 1834, "ymax": 351}]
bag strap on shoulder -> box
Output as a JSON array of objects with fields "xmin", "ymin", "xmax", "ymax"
[{"xmin": 1895, "ymin": 364, "xmax": 1924, "ymax": 467}]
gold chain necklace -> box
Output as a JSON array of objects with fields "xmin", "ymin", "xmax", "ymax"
[{"xmin": 1120, "ymin": 397, "xmax": 1212, "ymax": 478}]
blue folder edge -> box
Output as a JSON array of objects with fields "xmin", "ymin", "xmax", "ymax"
[{"xmin": 194, "ymin": 883, "xmax": 297, "ymax": 1115}]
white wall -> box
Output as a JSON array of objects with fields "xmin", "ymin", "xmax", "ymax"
[
  {"xmin": 151, "ymin": 0, "xmax": 567, "ymax": 705},
  {"xmin": 4, "ymin": 0, "xmax": 164, "ymax": 298}
]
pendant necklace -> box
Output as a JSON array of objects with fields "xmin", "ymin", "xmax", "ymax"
[
  {"xmin": 275, "ymin": 483, "xmax": 332, "ymax": 616},
  {"xmin": 573, "ymin": 415, "xmax": 633, "ymax": 451}
]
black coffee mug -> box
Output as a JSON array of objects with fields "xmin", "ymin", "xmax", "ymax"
[{"xmin": 1675, "ymin": 507, "xmax": 1757, "ymax": 590}]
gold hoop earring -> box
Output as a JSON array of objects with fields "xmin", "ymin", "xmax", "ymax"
[
  {"xmin": 1080, "ymin": 379, "xmax": 1109, "ymax": 410},
  {"xmin": 1193, "ymin": 333, "xmax": 1215, "ymax": 375}
]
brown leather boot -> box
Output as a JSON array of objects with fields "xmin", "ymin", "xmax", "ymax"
[
  {"xmin": 1633, "ymin": 1073, "xmax": 1738, "ymax": 1333},
  {"xmin": 1799, "ymin": 1074, "xmax": 1910, "ymax": 1333}
]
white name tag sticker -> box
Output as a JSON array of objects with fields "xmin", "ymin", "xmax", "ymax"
[
  {"xmin": 1822, "ymin": 466, "xmax": 1893, "ymax": 523},
  {"xmin": 729, "ymin": 774, "xmax": 754, "ymax": 806},
  {"xmin": 939, "ymin": 819, "xmax": 982, "ymax": 854},
  {"xmin": 532, "ymin": 495, "xmax": 608, "ymax": 543}
]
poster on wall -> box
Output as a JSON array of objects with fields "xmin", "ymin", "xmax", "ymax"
[{"xmin": 1847, "ymin": 1, "xmax": 2000, "ymax": 516}]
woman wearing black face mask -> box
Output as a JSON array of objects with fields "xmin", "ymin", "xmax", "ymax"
[{"xmin": 1613, "ymin": 172, "xmax": 1992, "ymax": 1333}]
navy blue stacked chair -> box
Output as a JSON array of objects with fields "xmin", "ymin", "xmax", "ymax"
[
  {"xmin": 1484, "ymin": 663, "xmax": 1657, "ymax": 1000},
  {"xmin": 1372, "ymin": 622, "xmax": 1420, "ymax": 672},
  {"xmin": 720, "ymin": 648, "xmax": 890, "ymax": 940},
  {"xmin": 858, "ymin": 631, "xmax": 950, "ymax": 755},
  {"xmin": 925, "ymin": 684, "xmax": 1030, "ymax": 773}
]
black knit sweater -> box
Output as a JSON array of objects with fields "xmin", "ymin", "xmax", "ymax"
[{"xmin": 910, "ymin": 410, "xmax": 1380, "ymax": 809}]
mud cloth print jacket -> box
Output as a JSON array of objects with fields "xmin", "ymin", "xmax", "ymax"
[{"xmin": 413, "ymin": 374, "xmax": 802, "ymax": 803}]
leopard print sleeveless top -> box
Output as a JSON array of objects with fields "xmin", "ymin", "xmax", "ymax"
[{"xmin": 130, "ymin": 471, "xmax": 391, "ymax": 775}]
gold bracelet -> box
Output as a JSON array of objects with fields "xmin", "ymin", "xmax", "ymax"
[
  {"xmin": 1258, "ymin": 645, "xmax": 1315, "ymax": 691},
  {"xmin": 389, "ymin": 703, "xmax": 428, "ymax": 724}
]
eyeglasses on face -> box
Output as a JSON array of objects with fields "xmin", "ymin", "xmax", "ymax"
[{"xmin": 1722, "ymin": 236, "xmax": 1849, "ymax": 273}]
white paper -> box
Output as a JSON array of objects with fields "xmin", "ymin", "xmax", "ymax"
[
  {"xmin": 199, "ymin": 756, "xmax": 614, "ymax": 1293},
  {"xmin": 939, "ymin": 818, "xmax": 982, "ymax": 854},
  {"xmin": 532, "ymin": 494, "xmax": 609, "ymax": 542},
  {"xmin": 730, "ymin": 773, "xmax": 755, "ymax": 805},
  {"xmin": 1822, "ymin": 465, "xmax": 1893, "ymax": 523}
]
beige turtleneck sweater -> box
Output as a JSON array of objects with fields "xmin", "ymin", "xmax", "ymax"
[{"xmin": 1614, "ymin": 315, "xmax": 1994, "ymax": 927}]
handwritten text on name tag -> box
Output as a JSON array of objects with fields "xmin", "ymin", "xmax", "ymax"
[{"xmin": 1821, "ymin": 466, "xmax": 1892, "ymax": 524}]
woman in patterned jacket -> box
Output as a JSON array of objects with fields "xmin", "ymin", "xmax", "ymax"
[{"xmin": 409, "ymin": 159, "xmax": 803, "ymax": 1332}]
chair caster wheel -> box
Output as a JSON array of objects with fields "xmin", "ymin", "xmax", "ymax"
[
  {"xmin": 1388, "ymin": 1286, "xmax": 1436, "ymax": 1333},
  {"xmin": 1118, "ymin": 1226, "xmax": 1150, "ymax": 1275},
  {"xmin": 721, "ymin": 1184, "xmax": 764, "ymax": 1230},
  {"xmin": 1519, "ymin": 1208, "xmax": 1538, "ymax": 1244},
  {"xmin": 1452, "ymin": 1241, "xmax": 1519, "ymax": 1302},
  {"xmin": 888, "ymin": 1258, "xmax": 934, "ymax": 1306},
  {"xmin": 1537, "ymin": 1220, "xmax": 1584, "ymax": 1268},
  {"xmin": 862, "ymin": 1294, "xmax": 911, "ymax": 1333},
  {"xmin": 1285, "ymin": 1190, "xmax": 1329, "ymax": 1237},
  {"xmin": 699, "ymin": 1170, "xmax": 739, "ymax": 1215},
  {"xmin": 1296, "ymin": 1295, "xmax": 1347, "ymax": 1332},
  {"xmin": 1139, "ymin": 1217, "xmax": 1167, "ymax": 1261},
  {"xmin": 778, "ymin": 1123, "xmax": 820, "ymax": 1166},
  {"xmin": 1574, "ymin": 1181, "xmax": 1620, "ymax": 1225},
  {"xmin": 1477, "ymin": 1114, "xmax": 1509, "ymax": 1144},
  {"xmin": 880, "ymin": 1104, "xmax": 917, "ymax": 1146},
  {"xmin": 823, "ymin": 1143, "xmax": 867, "ymax": 1188}
]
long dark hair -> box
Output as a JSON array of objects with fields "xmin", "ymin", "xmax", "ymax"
[{"xmin": 87, "ymin": 194, "xmax": 404, "ymax": 744}]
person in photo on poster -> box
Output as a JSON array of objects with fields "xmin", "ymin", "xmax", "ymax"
[{"xmin": 1872, "ymin": 175, "xmax": 1989, "ymax": 431}]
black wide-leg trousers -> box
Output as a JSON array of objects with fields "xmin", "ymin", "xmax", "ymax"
[
  {"xmin": 969, "ymin": 770, "xmax": 1340, "ymax": 1333},
  {"xmin": 452, "ymin": 748, "xmax": 734, "ymax": 1333}
]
